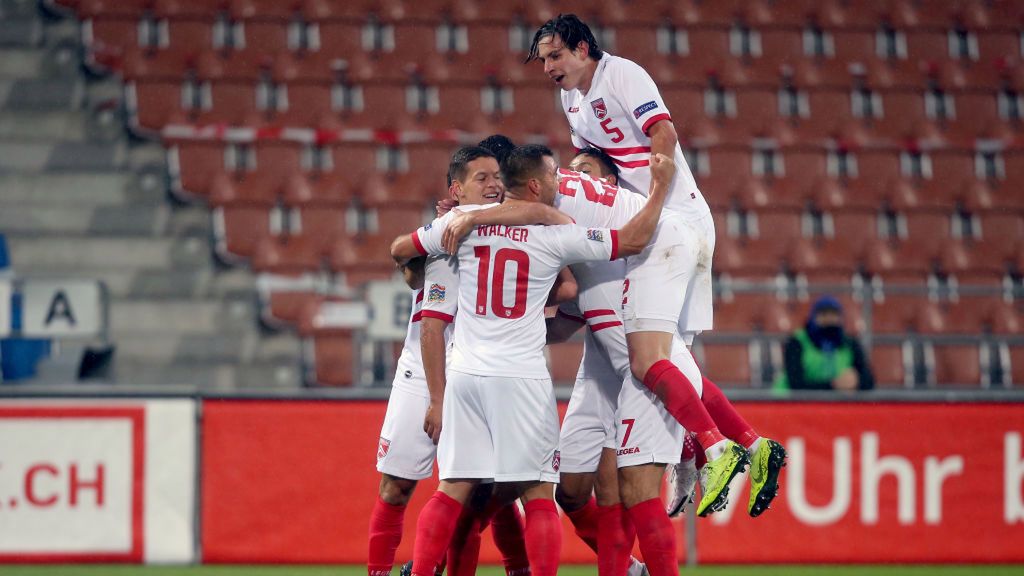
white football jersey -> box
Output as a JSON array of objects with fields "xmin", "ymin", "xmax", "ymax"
[
  {"xmin": 412, "ymin": 205, "xmax": 619, "ymax": 378},
  {"xmin": 391, "ymin": 255, "xmax": 458, "ymax": 397},
  {"xmin": 555, "ymin": 167, "xmax": 646, "ymax": 229},
  {"xmin": 560, "ymin": 53, "xmax": 711, "ymax": 221}
]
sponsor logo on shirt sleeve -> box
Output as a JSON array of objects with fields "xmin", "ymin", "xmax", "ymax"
[{"xmin": 633, "ymin": 100, "xmax": 659, "ymax": 119}]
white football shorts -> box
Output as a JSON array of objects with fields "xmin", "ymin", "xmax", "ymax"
[{"xmin": 376, "ymin": 383, "xmax": 437, "ymax": 481}]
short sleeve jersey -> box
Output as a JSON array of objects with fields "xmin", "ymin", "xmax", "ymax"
[
  {"xmin": 554, "ymin": 168, "xmax": 646, "ymax": 229},
  {"xmin": 411, "ymin": 205, "xmax": 619, "ymax": 378},
  {"xmin": 391, "ymin": 257, "xmax": 457, "ymax": 397},
  {"xmin": 560, "ymin": 53, "xmax": 711, "ymax": 221}
]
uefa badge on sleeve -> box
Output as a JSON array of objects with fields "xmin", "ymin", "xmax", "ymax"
[
  {"xmin": 586, "ymin": 229, "xmax": 604, "ymax": 243},
  {"xmin": 428, "ymin": 283, "xmax": 446, "ymax": 303}
]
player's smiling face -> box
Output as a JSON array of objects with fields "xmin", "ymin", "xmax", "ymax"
[
  {"xmin": 454, "ymin": 157, "xmax": 503, "ymax": 205},
  {"xmin": 569, "ymin": 153, "xmax": 615, "ymax": 184},
  {"xmin": 537, "ymin": 34, "xmax": 591, "ymax": 91}
]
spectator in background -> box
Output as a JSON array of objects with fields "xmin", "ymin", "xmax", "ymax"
[{"xmin": 775, "ymin": 295, "xmax": 874, "ymax": 392}]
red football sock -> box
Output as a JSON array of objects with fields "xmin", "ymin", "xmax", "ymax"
[
  {"xmin": 411, "ymin": 492, "xmax": 463, "ymax": 576},
  {"xmin": 702, "ymin": 376, "xmax": 759, "ymax": 448},
  {"xmin": 368, "ymin": 496, "xmax": 406, "ymax": 576},
  {"xmin": 642, "ymin": 360, "xmax": 725, "ymax": 448},
  {"xmin": 523, "ymin": 499, "xmax": 562, "ymax": 576},
  {"xmin": 627, "ymin": 498, "xmax": 678, "ymax": 576},
  {"xmin": 597, "ymin": 503, "xmax": 635, "ymax": 576},
  {"xmin": 490, "ymin": 504, "xmax": 531, "ymax": 576},
  {"xmin": 564, "ymin": 497, "xmax": 600, "ymax": 554},
  {"xmin": 447, "ymin": 507, "xmax": 482, "ymax": 576}
]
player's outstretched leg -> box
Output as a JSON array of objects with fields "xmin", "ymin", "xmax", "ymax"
[
  {"xmin": 665, "ymin": 434, "xmax": 699, "ymax": 518},
  {"xmin": 700, "ymin": 376, "xmax": 787, "ymax": 517},
  {"xmin": 696, "ymin": 442, "xmax": 750, "ymax": 516},
  {"xmin": 368, "ymin": 475, "xmax": 416, "ymax": 576}
]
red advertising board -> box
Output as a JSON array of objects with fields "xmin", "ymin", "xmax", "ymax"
[{"xmin": 200, "ymin": 400, "xmax": 1024, "ymax": 564}]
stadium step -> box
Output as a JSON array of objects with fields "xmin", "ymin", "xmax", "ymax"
[
  {"xmin": 0, "ymin": 16, "xmax": 43, "ymax": 47},
  {"xmin": 0, "ymin": 171, "xmax": 159, "ymax": 206},
  {"xmin": 0, "ymin": 205, "xmax": 166, "ymax": 236},
  {"xmin": 0, "ymin": 77, "xmax": 83, "ymax": 110},
  {"xmin": 5, "ymin": 235, "xmax": 211, "ymax": 271},
  {"xmin": 115, "ymin": 332, "xmax": 301, "ymax": 364},
  {"xmin": 109, "ymin": 298, "xmax": 255, "ymax": 336},
  {"xmin": 0, "ymin": 110, "xmax": 91, "ymax": 143},
  {"xmin": 112, "ymin": 360, "xmax": 301, "ymax": 388}
]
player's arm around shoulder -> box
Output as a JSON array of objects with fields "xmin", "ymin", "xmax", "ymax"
[
  {"xmin": 390, "ymin": 212, "xmax": 454, "ymax": 264},
  {"xmin": 615, "ymin": 153, "xmax": 676, "ymax": 256},
  {"xmin": 440, "ymin": 200, "xmax": 573, "ymax": 253}
]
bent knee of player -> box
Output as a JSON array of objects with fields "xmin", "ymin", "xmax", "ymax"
[
  {"xmin": 618, "ymin": 465, "xmax": 665, "ymax": 508},
  {"xmin": 379, "ymin": 474, "xmax": 418, "ymax": 505},
  {"xmin": 555, "ymin": 474, "xmax": 595, "ymax": 512}
]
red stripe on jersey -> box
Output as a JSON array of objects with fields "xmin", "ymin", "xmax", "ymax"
[
  {"xmin": 602, "ymin": 145, "xmax": 652, "ymax": 156},
  {"xmin": 642, "ymin": 113, "xmax": 672, "ymax": 136},
  {"xmin": 420, "ymin": 310, "xmax": 455, "ymax": 323},
  {"xmin": 411, "ymin": 311, "xmax": 423, "ymax": 322},
  {"xmin": 583, "ymin": 309, "xmax": 617, "ymax": 319},
  {"xmin": 590, "ymin": 320, "xmax": 623, "ymax": 333},
  {"xmin": 415, "ymin": 291, "xmax": 424, "ymax": 304},
  {"xmin": 411, "ymin": 231, "xmax": 427, "ymax": 256},
  {"xmin": 611, "ymin": 158, "xmax": 651, "ymax": 168},
  {"xmin": 610, "ymin": 229, "xmax": 620, "ymax": 260},
  {"xmin": 557, "ymin": 309, "xmax": 586, "ymax": 324}
]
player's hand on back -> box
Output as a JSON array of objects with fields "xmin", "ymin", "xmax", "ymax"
[
  {"xmin": 436, "ymin": 197, "xmax": 458, "ymax": 217},
  {"xmin": 650, "ymin": 152, "xmax": 676, "ymax": 185},
  {"xmin": 442, "ymin": 209, "xmax": 474, "ymax": 254}
]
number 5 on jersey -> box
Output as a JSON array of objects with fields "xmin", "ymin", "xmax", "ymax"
[
  {"xmin": 600, "ymin": 118, "xmax": 625, "ymax": 143},
  {"xmin": 474, "ymin": 246, "xmax": 530, "ymax": 319}
]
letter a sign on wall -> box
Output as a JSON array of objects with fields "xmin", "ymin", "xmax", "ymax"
[{"xmin": 22, "ymin": 280, "xmax": 104, "ymax": 338}]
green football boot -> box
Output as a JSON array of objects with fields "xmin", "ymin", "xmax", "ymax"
[
  {"xmin": 696, "ymin": 441, "xmax": 750, "ymax": 517},
  {"xmin": 747, "ymin": 438, "xmax": 787, "ymax": 517}
]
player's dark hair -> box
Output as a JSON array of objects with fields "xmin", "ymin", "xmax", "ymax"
[
  {"xmin": 501, "ymin": 144, "xmax": 554, "ymax": 191},
  {"xmin": 574, "ymin": 146, "xmax": 620, "ymax": 181},
  {"xmin": 526, "ymin": 14, "xmax": 604, "ymax": 63},
  {"xmin": 448, "ymin": 146, "xmax": 496, "ymax": 187},
  {"xmin": 477, "ymin": 134, "xmax": 517, "ymax": 165}
]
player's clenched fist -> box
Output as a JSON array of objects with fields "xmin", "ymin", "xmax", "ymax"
[{"xmin": 650, "ymin": 152, "xmax": 675, "ymax": 185}]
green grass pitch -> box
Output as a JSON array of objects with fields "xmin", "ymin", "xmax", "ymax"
[{"xmin": 2, "ymin": 566, "xmax": 1023, "ymax": 576}]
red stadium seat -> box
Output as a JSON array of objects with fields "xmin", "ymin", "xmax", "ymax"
[
  {"xmin": 252, "ymin": 235, "xmax": 322, "ymax": 275},
  {"xmin": 323, "ymin": 144, "xmax": 380, "ymax": 189},
  {"xmin": 212, "ymin": 205, "xmax": 274, "ymax": 263},
  {"xmin": 293, "ymin": 205, "xmax": 350, "ymax": 255},
  {"xmin": 903, "ymin": 212, "xmax": 952, "ymax": 243},
  {"xmin": 871, "ymin": 342, "xmax": 910, "ymax": 388},
  {"xmin": 83, "ymin": 16, "xmax": 138, "ymax": 70},
  {"xmin": 786, "ymin": 238, "xmax": 862, "ymax": 282},
  {"xmin": 329, "ymin": 234, "xmax": 399, "ymax": 287},
  {"xmin": 297, "ymin": 297, "xmax": 358, "ymax": 387},
  {"xmin": 126, "ymin": 79, "xmax": 187, "ymax": 135},
  {"xmin": 699, "ymin": 342, "xmax": 754, "ymax": 387},
  {"xmin": 1011, "ymin": 347, "xmax": 1024, "ymax": 388},
  {"xmin": 930, "ymin": 343, "xmax": 983, "ymax": 387},
  {"xmin": 169, "ymin": 140, "xmax": 225, "ymax": 199}
]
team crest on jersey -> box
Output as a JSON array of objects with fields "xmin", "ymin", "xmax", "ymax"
[
  {"xmin": 552, "ymin": 450, "xmax": 561, "ymax": 472},
  {"xmin": 377, "ymin": 437, "xmax": 391, "ymax": 461},
  {"xmin": 428, "ymin": 283, "xmax": 446, "ymax": 303},
  {"xmin": 590, "ymin": 98, "xmax": 608, "ymax": 119},
  {"xmin": 633, "ymin": 100, "xmax": 659, "ymax": 119},
  {"xmin": 586, "ymin": 229, "xmax": 604, "ymax": 242}
]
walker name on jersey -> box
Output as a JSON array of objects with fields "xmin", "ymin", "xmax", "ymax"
[
  {"xmin": 633, "ymin": 100, "xmax": 659, "ymax": 119},
  {"xmin": 476, "ymin": 224, "xmax": 530, "ymax": 243}
]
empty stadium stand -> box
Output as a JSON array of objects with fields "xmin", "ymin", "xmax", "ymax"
[{"xmin": 22, "ymin": 0, "xmax": 1024, "ymax": 388}]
